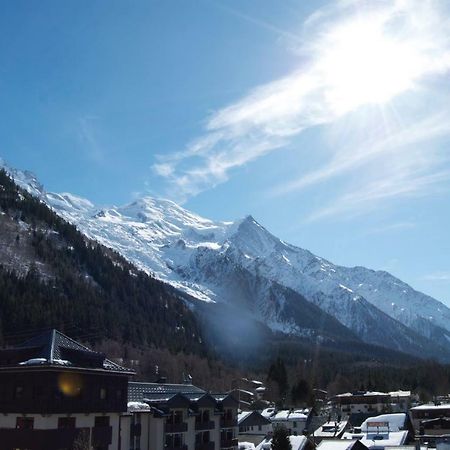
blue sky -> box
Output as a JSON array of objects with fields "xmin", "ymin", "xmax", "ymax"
[{"xmin": 1, "ymin": 0, "xmax": 450, "ymax": 304}]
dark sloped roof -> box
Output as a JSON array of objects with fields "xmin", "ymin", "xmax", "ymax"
[
  {"xmin": 128, "ymin": 381, "xmax": 206, "ymax": 403},
  {"xmin": 239, "ymin": 411, "xmax": 271, "ymax": 426},
  {"xmin": 0, "ymin": 329, "xmax": 133, "ymax": 374}
]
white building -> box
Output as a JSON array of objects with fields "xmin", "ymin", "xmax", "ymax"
[
  {"xmin": 333, "ymin": 392, "xmax": 391, "ymax": 415},
  {"xmin": 124, "ymin": 381, "xmax": 239, "ymax": 450},
  {"xmin": 238, "ymin": 411, "xmax": 272, "ymax": 436},
  {"xmin": 270, "ymin": 409, "xmax": 310, "ymax": 434}
]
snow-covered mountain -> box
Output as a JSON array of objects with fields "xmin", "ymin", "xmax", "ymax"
[{"xmin": 3, "ymin": 159, "xmax": 450, "ymax": 359}]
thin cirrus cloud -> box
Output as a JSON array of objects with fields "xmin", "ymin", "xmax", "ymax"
[
  {"xmin": 422, "ymin": 272, "xmax": 450, "ymax": 282},
  {"xmin": 152, "ymin": 0, "xmax": 450, "ymax": 218}
]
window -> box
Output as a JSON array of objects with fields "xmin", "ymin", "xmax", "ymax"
[
  {"xmin": 16, "ymin": 417, "xmax": 34, "ymax": 429},
  {"xmin": 14, "ymin": 386, "xmax": 24, "ymax": 400},
  {"xmin": 196, "ymin": 431, "xmax": 210, "ymax": 443},
  {"xmin": 168, "ymin": 410, "xmax": 183, "ymax": 424},
  {"xmin": 58, "ymin": 417, "xmax": 76, "ymax": 428},
  {"xmin": 95, "ymin": 416, "xmax": 110, "ymax": 427},
  {"xmin": 99, "ymin": 387, "xmax": 107, "ymax": 400},
  {"xmin": 292, "ymin": 422, "xmax": 297, "ymax": 428},
  {"xmin": 166, "ymin": 433, "xmax": 183, "ymax": 448}
]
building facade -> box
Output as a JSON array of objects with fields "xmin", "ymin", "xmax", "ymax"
[
  {"xmin": 0, "ymin": 329, "xmax": 134, "ymax": 450},
  {"xmin": 124, "ymin": 381, "xmax": 239, "ymax": 450}
]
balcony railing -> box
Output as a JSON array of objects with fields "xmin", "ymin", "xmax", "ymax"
[
  {"xmin": 221, "ymin": 438, "xmax": 238, "ymax": 448},
  {"xmin": 0, "ymin": 427, "xmax": 89, "ymax": 448},
  {"xmin": 220, "ymin": 418, "xmax": 237, "ymax": 428},
  {"xmin": 165, "ymin": 422, "xmax": 188, "ymax": 433},
  {"xmin": 165, "ymin": 445, "xmax": 188, "ymax": 450},
  {"xmin": 195, "ymin": 420, "xmax": 215, "ymax": 431},
  {"xmin": 196, "ymin": 441, "xmax": 215, "ymax": 450}
]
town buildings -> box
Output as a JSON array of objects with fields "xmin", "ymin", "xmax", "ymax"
[{"xmin": 0, "ymin": 329, "xmax": 239, "ymax": 450}]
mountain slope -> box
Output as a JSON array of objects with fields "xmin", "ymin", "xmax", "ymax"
[
  {"xmin": 0, "ymin": 167, "xmax": 203, "ymax": 353},
  {"xmin": 3, "ymin": 159, "xmax": 450, "ymax": 360}
]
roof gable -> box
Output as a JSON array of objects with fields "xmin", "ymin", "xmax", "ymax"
[{"xmin": 0, "ymin": 329, "xmax": 132, "ymax": 374}]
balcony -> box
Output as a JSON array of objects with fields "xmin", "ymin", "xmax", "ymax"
[
  {"xmin": 196, "ymin": 442, "xmax": 215, "ymax": 450},
  {"xmin": 165, "ymin": 422, "xmax": 188, "ymax": 433},
  {"xmin": 0, "ymin": 427, "xmax": 89, "ymax": 450},
  {"xmin": 220, "ymin": 418, "xmax": 237, "ymax": 428},
  {"xmin": 195, "ymin": 420, "xmax": 215, "ymax": 431},
  {"xmin": 221, "ymin": 438, "xmax": 238, "ymax": 449},
  {"xmin": 91, "ymin": 425, "xmax": 113, "ymax": 446}
]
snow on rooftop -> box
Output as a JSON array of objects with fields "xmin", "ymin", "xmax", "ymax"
[
  {"xmin": 359, "ymin": 430, "xmax": 408, "ymax": 448},
  {"xmin": 238, "ymin": 411, "xmax": 253, "ymax": 424},
  {"xmin": 256, "ymin": 435, "xmax": 308, "ymax": 450},
  {"xmin": 336, "ymin": 391, "xmax": 389, "ymax": 398},
  {"xmin": 411, "ymin": 403, "xmax": 450, "ymax": 410},
  {"xmin": 239, "ymin": 443, "xmax": 256, "ymax": 450},
  {"xmin": 317, "ymin": 439, "xmax": 361, "ymax": 450},
  {"xmin": 314, "ymin": 421, "xmax": 348, "ymax": 437},
  {"xmin": 261, "ymin": 408, "xmax": 275, "ymax": 418},
  {"xmin": 389, "ymin": 391, "xmax": 411, "ymax": 398},
  {"xmin": 128, "ymin": 401, "xmax": 151, "ymax": 412},
  {"xmin": 360, "ymin": 413, "xmax": 407, "ymax": 432},
  {"xmin": 271, "ymin": 409, "xmax": 308, "ymax": 421},
  {"xmin": 19, "ymin": 358, "xmax": 48, "ymax": 365}
]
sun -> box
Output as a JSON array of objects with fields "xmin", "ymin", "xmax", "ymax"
[{"xmin": 316, "ymin": 17, "xmax": 424, "ymax": 114}]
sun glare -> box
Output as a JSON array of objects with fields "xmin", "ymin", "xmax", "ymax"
[{"xmin": 317, "ymin": 18, "xmax": 424, "ymax": 114}]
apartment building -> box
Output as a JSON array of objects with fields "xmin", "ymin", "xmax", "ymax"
[
  {"xmin": 125, "ymin": 381, "xmax": 239, "ymax": 450},
  {"xmin": 0, "ymin": 329, "xmax": 134, "ymax": 450},
  {"xmin": 333, "ymin": 392, "xmax": 391, "ymax": 415}
]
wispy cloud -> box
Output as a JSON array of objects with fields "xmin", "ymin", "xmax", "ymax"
[
  {"xmin": 152, "ymin": 0, "xmax": 450, "ymax": 215},
  {"xmin": 422, "ymin": 271, "xmax": 450, "ymax": 281},
  {"xmin": 365, "ymin": 222, "xmax": 416, "ymax": 236},
  {"xmin": 77, "ymin": 115, "xmax": 105, "ymax": 163}
]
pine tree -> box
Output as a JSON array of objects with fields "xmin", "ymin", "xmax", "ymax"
[{"xmin": 271, "ymin": 426, "xmax": 292, "ymax": 450}]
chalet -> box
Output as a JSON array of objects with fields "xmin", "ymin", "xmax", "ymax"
[
  {"xmin": 238, "ymin": 411, "xmax": 271, "ymax": 435},
  {"xmin": 238, "ymin": 411, "xmax": 272, "ymax": 446},
  {"xmin": 0, "ymin": 329, "xmax": 134, "ymax": 450},
  {"xmin": 342, "ymin": 414, "xmax": 413, "ymax": 450},
  {"xmin": 410, "ymin": 404, "xmax": 450, "ymax": 447},
  {"xmin": 125, "ymin": 381, "xmax": 239, "ymax": 450},
  {"xmin": 333, "ymin": 392, "xmax": 391, "ymax": 415},
  {"xmin": 270, "ymin": 409, "xmax": 311, "ymax": 434},
  {"xmin": 410, "ymin": 404, "xmax": 450, "ymax": 431},
  {"xmin": 388, "ymin": 391, "xmax": 415, "ymax": 413}
]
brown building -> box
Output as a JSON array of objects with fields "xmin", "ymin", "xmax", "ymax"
[{"xmin": 0, "ymin": 329, "xmax": 134, "ymax": 450}]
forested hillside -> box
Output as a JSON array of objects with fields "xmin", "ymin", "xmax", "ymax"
[{"xmin": 0, "ymin": 168, "xmax": 202, "ymax": 352}]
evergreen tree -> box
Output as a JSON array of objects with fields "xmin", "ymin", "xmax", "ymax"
[
  {"xmin": 268, "ymin": 357, "xmax": 289, "ymax": 402},
  {"xmin": 271, "ymin": 426, "xmax": 291, "ymax": 450}
]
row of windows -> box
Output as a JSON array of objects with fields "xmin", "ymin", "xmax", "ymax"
[
  {"xmin": 7, "ymin": 385, "xmax": 123, "ymax": 401},
  {"xmin": 166, "ymin": 409, "xmax": 235, "ymax": 426},
  {"xmin": 15, "ymin": 415, "xmax": 110, "ymax": 430},
  {"xmin": 239, "ymin": 425, "xmax": 264, "ymax": 432}
]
